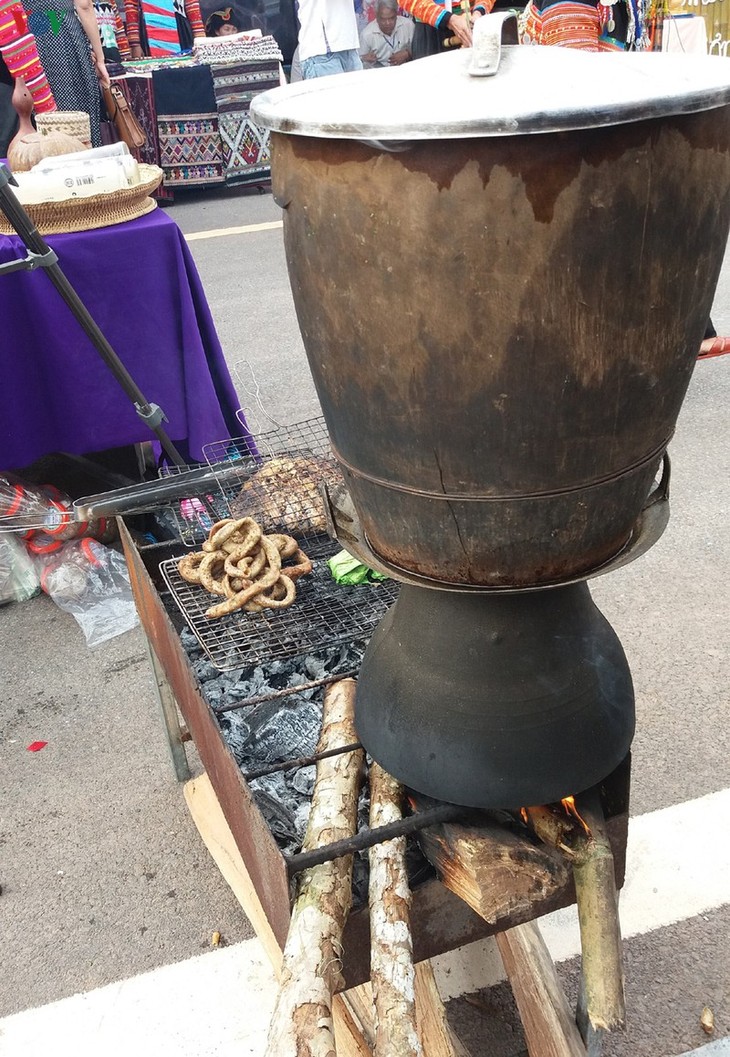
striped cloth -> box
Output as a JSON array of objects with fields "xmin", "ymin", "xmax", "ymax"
[
  {"xmin": 0, "ymin": 0, "xmax": 55, "ymax": 112},
  {"xmin": 522, "ymin": 0, "xmax": 622, "ymax": 50}
]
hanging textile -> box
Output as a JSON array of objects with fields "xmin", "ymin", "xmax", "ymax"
[
  {"xmin": 140, "ymin": 0, "xmax": 180, "ymax": 56},
  {"xmin": 152, "ymin": 63, "xmax": 224, "ymax": 185},
  {"xmin": 211, "ymin": 58, "xmax": 279, "ymax": 186}
]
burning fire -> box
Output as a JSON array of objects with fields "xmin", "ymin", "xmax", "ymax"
[{"xmin": 561, "ymin": 795, "xmax": 591, "ymax": 836}]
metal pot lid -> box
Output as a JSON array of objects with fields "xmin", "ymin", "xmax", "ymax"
[{"xmin": 252, "ymin": 20, "xmax": 730, "ymax": 140}]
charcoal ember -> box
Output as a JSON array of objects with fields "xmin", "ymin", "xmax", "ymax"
[
  {"xmin": 292, "ymin": 799, "xmax": 311, "ymax": 843},
  {"xmin": 406, "ymin": 836, "xmax": 435, "ymax": 888},
  {"xmin": 357, "ymin": 786, "xmax": 371, "ymax": 835},
  {"xmin": 291, "ymin": 764, "xmax": 316, "ymax": 797},
  {"xmin": 250, "ymin": 784, "xmax": 300, "ymax": 852},
  {"xmin": 217, "ymin": 709, "xmax": 251, "ymax": 760},
  {"xmin": 265, "ymin": 658, "xmax": 298, "ymax": 690},
  {"xmin": 192, "ymin": 656, "xmax": 219, "ymax": 684},
  {"xmin": 235, "ymin": 699, "xmax": 322, "ymax": 769},
  {"xmin": 180, "ymin": 628, "xmax": 203, "ymax": 659},
  {"xmin": 352, "ymin": 852, "xmax": 369, "ymax": 908}
]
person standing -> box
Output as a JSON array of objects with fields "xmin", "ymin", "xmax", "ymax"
[
  {"xmin": 400, "ymin": 0, "xmax": 493, "ymax": 59},
  {"xmin": 20, "ymin": 0, "xmax": 109, "ymax": 146},
  {"xmin": 297, "ymin": 0, "xmax": 362, "ymax": 78},
  {"xmin": 359, "ymin": 0, "xmax": 413, "ymax": 67}
]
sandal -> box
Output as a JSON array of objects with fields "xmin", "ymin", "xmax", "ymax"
[{"xmin": 698, "ymin": 335, "xmax": 730, "ymax": 359}]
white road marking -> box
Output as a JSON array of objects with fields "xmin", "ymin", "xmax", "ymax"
[
  {"xmin": 184, "ymin": 221, "xmax": 283, "ymax": 242},
  {"xmin": 2, "ymin": 788, "xmax": 729, "ymax": 1056},
  {"xmin": 434, "ymin": 787, "xmax": 730, "ymax": 999}
]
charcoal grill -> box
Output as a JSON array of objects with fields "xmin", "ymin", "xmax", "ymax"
[
  {"xmin": 160, "ymin": 535, "xmax": 399, "ymax": 673},
  {"xmin": 120, "ymin": 516, "xmax": 631, "ymax": 988}
]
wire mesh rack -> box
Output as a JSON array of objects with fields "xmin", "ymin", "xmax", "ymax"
[
  {"xmin": 156, "ymin": 461, "xmax": 253, "ymax": 548},
  {"xmin": 202, "ymin": 417, "xmax": 341, "ymax": 536},
  {"xmin": 160, "ymin": 533, "xmax": 399, "ymax": 672}
]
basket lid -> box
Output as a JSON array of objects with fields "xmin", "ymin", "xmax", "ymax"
[{"xmin": 252, "ymin": 19, "xmax": 730, "ymax": 141}]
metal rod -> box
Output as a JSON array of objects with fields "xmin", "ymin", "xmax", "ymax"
[
  {"xmin": 242, "ymin": 741, "xmax": 363, "ymax": 781},
  {"xmin": 214, "ymin": 670, "xmax": 360, "ymax": 714},
  {"xmin": 0, "ymin": 167, "xmax": 186, "ymax": 467},
  {"xmin": 284, "ymin": 802, "xmax": 465, "ymax": 877}
]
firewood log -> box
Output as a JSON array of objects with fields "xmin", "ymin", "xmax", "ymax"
[
  {"xmin": 523, "ymin": 793, "xmax": 625, "ymax": 1036},
  {"xmin": 368, "ymin": 764, "xmax": 422, "ymax": 1057},
  {"xmin": 264, "ymin": 679, "xmax": 364, "ymax": 1057},
  {"xmin": 572, "ymin": 792, "xmax": 625, "ymax": 1036},
  {"xmin": 418, "ymin": 812, "xmax": 571, "ymax": 924}
]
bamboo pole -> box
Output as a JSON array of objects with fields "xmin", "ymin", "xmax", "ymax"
[
  {"xmin": 264, "ymin": 679, "xmax": 365, "ymax": 1057},
  {"xmin": 572, "ymin": 792, "xmax": 625, "ymax": 1036},
  {"xmin": 523, "ymin": 793, "xmax": 625, "ymax": 1037}
]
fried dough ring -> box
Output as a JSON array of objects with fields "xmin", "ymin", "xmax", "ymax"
[
  {"xmin": 268, "ymin": 534, "xmax": 299, "ymax": 559},
  {"xmin": 282, "ymin": 548, "xmax": 313, "ymax": 583},
  {"xmin": 223, "ymin": 573, "xmax": 250, "ymax": 599},
  {"xmin": 244, "ymin": 576, "xmax": 288, "ymax": 613},
  {"xmin": 246, "ymin": 544, "xmax": 267, "ymax": 579},
  {"xmin": 205, "ymin": 590, "xmax": 251, "ymax": 619},
  {"xmin": 205, "ymin": 537, "xmax": 282, "ymax": 618},
  {"xmin": 199, "ymin": 551, "xmax": 228, "ymax": 596},
  {"xmin": 221, "ymin": 517, "xmax": 261, "ymax": 556},
  {"xmin": 207, "ymin": 517, "xmax": 258, "ymax": 552},
  {"xmin": 177, "ymin": 552, "xmax": 205, "ymax": 584},
  {"xmin": 254, "ymin": 574, "xmax": 296, "ymax": 610},
  {"xmin": 202, "ymin": 519, "xmax": 234, "ymax": 552}
]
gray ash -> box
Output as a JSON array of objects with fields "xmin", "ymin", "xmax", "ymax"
[{"xmin": 178, "ymin": 628, "xmax": 433, "ymax": 903}]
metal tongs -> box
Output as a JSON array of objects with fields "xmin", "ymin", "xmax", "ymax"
[{"xmin": 73, "ymin": 461, "xmax": 250, "ymax": 521}]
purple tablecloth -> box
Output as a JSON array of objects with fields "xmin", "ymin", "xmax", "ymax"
[{"xmin": 0, "ymin": 208, "xmax": 242, "ymax": 470}]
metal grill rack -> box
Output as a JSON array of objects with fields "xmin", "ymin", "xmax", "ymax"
[
  {"xmin": 160, "ymin": 533, "xmax": 399, "ymax": 672},
  {"xmin": 202, "ymin": 417, "xmax": 339, "ymax": 534},
  {"xmin": 156, "ymin": 460, "xmax": 256, "ymax": 548}
]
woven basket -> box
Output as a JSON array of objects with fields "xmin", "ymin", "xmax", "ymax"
[
  {"xmin": 36, "ymin": 110, "xmax": 92, "ymax": 146},
  {"xmin": 0, "ymin": 165, "xmax": 164, "ymax": 236}
]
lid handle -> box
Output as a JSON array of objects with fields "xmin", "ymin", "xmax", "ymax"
[{"xmin": 469, "ymin": 11, "xmax": 519, "ymax": 77}]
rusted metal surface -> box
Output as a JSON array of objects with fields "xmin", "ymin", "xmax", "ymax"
[
  {"xmin": 272, "ymin": 108, "xmax": 730, "ymax": 587},
  {"xmin": 121, "ymin": 521, "xmax": 630, "ymax": 987},
  {"xmin": 285, "ymin": 802, "xmax": 466, "ymax": 876},
  {"xmin": 120, "ymin": 519, "xmax": 293, "ymax": 950}
]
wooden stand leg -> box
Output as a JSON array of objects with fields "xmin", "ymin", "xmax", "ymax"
[
  {"xmin": 496, "ymin": 923, "xmax": 585, "ymax": 1057},
  {"xmin": 145, "ymin": 637, "xmax": 191, "ymax": 782}
]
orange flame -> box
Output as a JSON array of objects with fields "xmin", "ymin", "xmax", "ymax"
[{"xmin": 561, "ymin": 795, "xmax": 591, "ymax": 836}]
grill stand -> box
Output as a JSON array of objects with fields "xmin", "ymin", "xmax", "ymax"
[{"xmin": 120, "ymin": 517, "xmax": 629, "ymax": 1054}]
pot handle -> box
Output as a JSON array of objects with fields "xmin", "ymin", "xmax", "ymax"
[
  {"xmin": 469, "ymin": 11, "xmax": 519, "ymax": 78},
  {"xmin": 644, "ymin": 450, "xmax": 671, "ymax": 509}
]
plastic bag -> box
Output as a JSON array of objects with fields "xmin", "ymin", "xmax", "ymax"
[
  {"xmin": 0, "ymin": 473, "xmax": 116, "ymax": 544},
  {"xmin": 39, "ymin": 539, "xmax": 139, "ymax": 647},
  {"xmin": 0, "ymin": 534, "xmax": 41, "ymax": 604}
]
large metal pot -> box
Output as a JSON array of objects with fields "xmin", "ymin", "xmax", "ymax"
[{"xmin": 254, "ymin": 41, "xmax": 730, "ymax": 588}]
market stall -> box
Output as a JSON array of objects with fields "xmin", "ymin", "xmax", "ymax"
[
  {"xmin": 0, "ymin": 205, "xmax": 241, "ymax": 468},
  {"xmin": 109, "ymin": 35, "xmax": 282, "ymax": 194}
]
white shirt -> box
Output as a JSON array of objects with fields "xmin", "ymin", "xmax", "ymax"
[
  {"xmin": 297, "ymin": 0, "xmax": 361, "ymax": 61},
  {"xmin": 359, "ymin": 15, "xmax": 414, "ymax": 66}
]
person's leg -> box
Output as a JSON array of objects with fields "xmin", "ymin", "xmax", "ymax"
[
  {"xmin": 301, "ymin": 49, "xmax": 363, "ymax": 78},
  {"xmin": 339, "ymin": 48, "xmax": 362, "ymax": 72},
  {"xmin": 300, "ymin": 51, "xmax": 347, "ymax": 78}
]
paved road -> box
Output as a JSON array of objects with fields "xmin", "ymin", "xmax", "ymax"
[{"xmin": 0, "ymin": 182, "xmax": 727, "ymax": 1057}]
